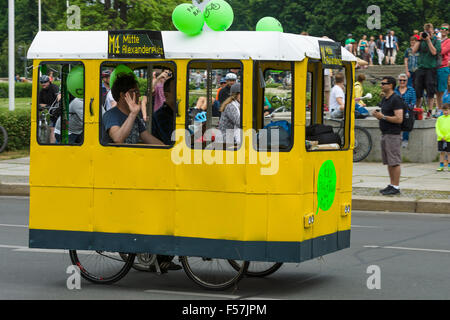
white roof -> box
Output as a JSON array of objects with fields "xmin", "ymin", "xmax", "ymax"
[{"xmin": 27, "ymin": 30, "xmax": 356, "ymax": 62}]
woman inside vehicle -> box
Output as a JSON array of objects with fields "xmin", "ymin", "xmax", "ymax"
[{"xmin": 217, "ymin": 83, "xmax": 241, "ymax": 146}]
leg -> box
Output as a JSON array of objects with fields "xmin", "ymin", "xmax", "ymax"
[{"xmin": 388, "ymin": 165, "xmax": 401, "ymax": 186}]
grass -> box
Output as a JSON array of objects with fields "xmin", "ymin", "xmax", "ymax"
[
  {"xmin": 0, "ymin": 97, "xmax": 32, "ymax": 113},
  {"xmin": 0, "ymin": 149, "xmax": 29, "ymax": 160}
]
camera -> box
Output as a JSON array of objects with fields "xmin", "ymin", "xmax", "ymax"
[{"xmin": 421, "ymin": 32, "xmax": 429, "ymax": 39}]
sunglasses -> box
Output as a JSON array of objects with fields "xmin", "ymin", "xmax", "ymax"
[
  {"xmin": 441, "ymin": 27, "xmax": 449, "ymax": 31},
  {"xmin": 399, "ymin": 79, "xmax": 407, "ymax": 82},
  {"xmin": 380, "ymin": 82, "xmax": 390, "ymax": 85}
]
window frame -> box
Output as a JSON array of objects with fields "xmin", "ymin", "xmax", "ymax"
[
  {"xmin": 36, "ymin": 61, "xmax": 86, "ymax": 147},
  {"xmin": 98, "ymin": 60, "xmax": 177, "ymax": 150},
  {"xmin": 252, "ymin": 60, "xmax": 295, "ymax": 153},
  {"xmin": 185, "ymin": 59, "xmax": 244, "ymax": 151}
]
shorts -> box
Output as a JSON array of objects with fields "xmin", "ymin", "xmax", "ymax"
[
  {"xmin": 381, "ymin": 134, "xmax": 402, "ymax": 166},
  {"xmin": 437, "ymin": 67, "xmax": 449, "ymax": 93},
  {"xmin": 414, "ymin": 68, "xmax": 437, "ymax": 98},
  {"xmin": 385, "ymin": 48, "xmax": 394, "ymax": 57},
  {"xmin": 438, "ymin": 141, "xmax": 450, "ymax": 152}
]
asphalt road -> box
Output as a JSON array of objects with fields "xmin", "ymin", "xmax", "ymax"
[{"xmin": 1, "ymin": 196, "xmax": 450, "ymax": 300}]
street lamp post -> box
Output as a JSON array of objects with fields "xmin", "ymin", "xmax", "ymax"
[{"xmin": 8, "ymin": 0, "xmax": 15, "ymax": 111}]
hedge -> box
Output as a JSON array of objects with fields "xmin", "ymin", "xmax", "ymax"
[
  {"xmin": 0, "ymin": 109, "xmax": 31, "ymax": 151},
  {"xmin": 0, "ymin": 82, "xmax": 33, "ymax": 98}
]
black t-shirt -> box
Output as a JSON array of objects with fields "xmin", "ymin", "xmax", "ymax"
[
  {"xmin": 38, "ymin": 84, "xmax": 59, "ymax": 106},
  {"xmin": 218, "ymin": 85, "xmax": 231, "ymax": 104},
  {"xmin": 379, "ymin": 93, "xmax": 403, "ymax": 135}
]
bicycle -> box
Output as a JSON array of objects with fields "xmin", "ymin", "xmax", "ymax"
[
  {"xmin": 69, "ymin": 250, "xmax": 249, "ymax": 290},
  {"xmin": 326, "ymin": 117, "xmax": 372, "ymax": 162},
  {"xmin": 0, "ymin": 125, "xmax": 7, "ymax": 153},
  {"xmin": 37, "ymin": 99, "xmax": 60, "ymax": 144}
]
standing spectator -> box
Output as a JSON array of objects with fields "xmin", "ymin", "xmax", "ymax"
[
  {"xmin": 368, "ymin": 36, "xmax": 376, "ymax": 65},
  {"xmin": 436, "ymin": 23, "xmax": 450, "ymax": 114},
  {"xmin": 412, "ymin": 23, "xmax": 441, "ymax": 114},
  {"xmin": 361, "ymin": 47, "xmax": 371, "ymax": 68},
  {"xmin": 443, "ymin": 74, "xmax": 450, "ymax": 104},
  {"xmin": 435, "ymin": 103, "xmax": 450, "ymax": 171},
  {"xmin": 345, "ymin": 34, "xmax": 357, "ymax": 56},
  {"xmin": 372, "ymin": 76, "xmax": 404, "ymax": 195},
  {"xmin": 385, "ymin": 30, "xmax": 396, "ymax": 65},
  {"xmin": 376, "ymin": 34, "xmax": 385, "ymax": 65},
  {"xmin": 358, "ymin": 35, "xmax": 369, "ymax": 57},
  {"xmin": 395, "ymin": 73, "xmax": 416, "ymax": 148},
  {"xmin": 391, "ymin": 30, "xmax": 400, "ymax": 64},
  {"xmin": 404, "ymin": 36, "xmax": 420, "ymax": 87}
]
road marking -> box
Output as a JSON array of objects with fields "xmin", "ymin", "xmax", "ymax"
[
  {"xmin": 364, "ymin": 245, "xmax": 450, "ymax": 254},
  {"xmin": 352, "ymin": 225, "xmax": 382, "ymax": 229},
  {"xmin": 0, "ymin": 223, "xmax": 28, "ymax": 228},
  {"xmin": 144, "ymin": 289, "xmax": 240, "ymax": 299}
]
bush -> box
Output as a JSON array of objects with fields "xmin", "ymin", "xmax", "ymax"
[
  {"xmin": 362, "ymin": 83, "xmax": 382, "ymax": 106},
  {"xmin": 0, "ymin": 82, "xmax": 33, "ymax": 98},
  {"xmin": 0, "ymin": 109, "xmax": 31, "ymax": 151}
]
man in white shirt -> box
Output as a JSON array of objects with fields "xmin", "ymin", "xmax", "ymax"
[
  {"xmin": 329, "ymin": 73, "xmax": 346, "ymax": 118},
  {"xmin": 385, "ymin": 30, "xmax": 396, "ymax": 65}
]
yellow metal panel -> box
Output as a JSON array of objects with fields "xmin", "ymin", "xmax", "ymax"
[{"xmin": 29, "ymin": 186, "xmax": 93, "ymax": 232}]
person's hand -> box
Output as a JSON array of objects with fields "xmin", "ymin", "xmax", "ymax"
[
  {"xmin": 124, "ymin": 91, "xmax": 141, "ymax": 115},
  {"xmin": 406, "ymin": 71, "xmax": 411, "ymax": 78},
  {"xmin": 57, "ymin": 93, "xmax": 61, "ymax": 101},
  {"xmin": 372, "ymin": 110, "xmax": 382, "ymax": 119}
]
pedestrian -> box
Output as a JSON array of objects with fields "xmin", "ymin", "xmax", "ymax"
[
  {"xmin": 372, "ymin": 76, "xmax": 404, "ymax": 196},
  {"xmin": 358, "ymin": 35, "xmax": 369, "ymax": 57},
  {"xmin": 412, "ymin": 23, "xmax": 441, "ymax": 115},
  {"xmin": 436, "ymin": 23, "xmax": 450, "ymax": 115},
  {"xmin": 368, "ymin": 36, "xmax": 376, "ymax": 66},
  {"xmin": 404, "ymin": 36, "xmax": 420, "ymax": 87},
  {"xmin": 395, "ymin": 73, "xmax": 416, "ymax": 148},
  {"xmin": 391, "ymin": 30, "xmax": 400, "ymax": 64},
  {"xmin": 376, "ymin": 34, "xmax": 385, "ymax": 65},
  {"xmin": 385, "ymin": 30, "xmax": 396, "ymax": 65},
  {"xmin": 435, "ymin": 103, "xmax": 450, "ymax": 171}
]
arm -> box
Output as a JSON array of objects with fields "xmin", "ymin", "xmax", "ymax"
[
  {"xmin": 373, "ymin": 108, "xmax": 403, "ymax": 124},
  {"xmin": 107, "ymin": 92, "xmax": 141, "ymax": 143},
  {"xmin": 336, "ymin": 97, "xmax": 345, "ymax": 111},
  {"xmin": 425, "ymin": 38, "xmax": 437, "ymax": 56},
  {"xmin": 140, "ymin": 130, "xmax": 164, "ymax": 145}
]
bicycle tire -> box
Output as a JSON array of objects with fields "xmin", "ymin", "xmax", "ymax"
[
  {"xmin": 353, "ymin": 126, "xmax": 372, "ymax": 162},
  {"xmin": 69, "ymin": 250, "xmax": 135, "ymax": 285},
  {"xmin": 180, "ymin": 256, "xmax": 249, "ymax": 291},
  {"xmin": 228, "ymin": 260, "xmax": 283, "ymax": 277},
  {"xmin": 0, "ymin": 125, "xmax": 7, "ymax": 153}
]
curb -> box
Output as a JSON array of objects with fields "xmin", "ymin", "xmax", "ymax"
[
  {"xmin": 352, "ymin": 195, "xmax": 450, "ymax": 214},
  {"xmin": 1, "ymin": 184, "xmax": 448, "ymax": 215}
]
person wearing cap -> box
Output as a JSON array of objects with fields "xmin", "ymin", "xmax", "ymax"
[
  {"xmin": 217, "ymin": 83, "xmax": 241, "ymax": 145},
  {"xmin": 218, "ymin": 72, "xmax": 238, "ymax": 104},
  {"xmin": 372, "ymin": 76, "xmax": 404, "ymax": 196},
  {"xmin": 38, "ymin": 75, "xmax": 61, "ymax": 144},
  {"xmin": 101, "ymin": 70, "xmax": 117, "ymax": 113}
]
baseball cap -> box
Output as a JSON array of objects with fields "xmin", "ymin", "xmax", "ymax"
[
  {"xmin": 225, "ymin": 73, "xmax": 237, "ymax": 81},
  {"xmin": 230, "ymin": 83, "xmax": 240, "ymax": 94},
  {"xmin": 39, "ymin": 75, "xmax": 50, "ymax": 83},
  {"xmin": 220, "ymin": 77, "xmax": 227, "ymax": 83},
  {"xmin": 102, "ymin": 70, "xmax": 111, "ymax": 77}
]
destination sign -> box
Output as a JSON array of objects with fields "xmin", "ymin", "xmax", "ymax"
[
  {"xmin": 108, "ymin": 30, "xmax": 165, "ymax": 59},
  {"xmin": 318, "ymin": 40, "xmax": 342, "ymax": 68}
]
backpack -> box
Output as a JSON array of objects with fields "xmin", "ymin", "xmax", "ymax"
[
  {"xmin": 258, "ymin": 120, "xmax": 292, "ymax": 149},
  {"xmin": 400, "ymin": 99, "xmax": 415, "ymax": 132}
]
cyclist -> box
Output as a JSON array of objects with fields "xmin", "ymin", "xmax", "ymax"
[{"xmin": 38, "ymin": 75, "xmax": 61, "ymax": 143}]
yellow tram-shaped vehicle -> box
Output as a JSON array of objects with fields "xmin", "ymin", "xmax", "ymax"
[{"xmin": 28, "ymin": 30, "xmax": 356, "ymax": 289}]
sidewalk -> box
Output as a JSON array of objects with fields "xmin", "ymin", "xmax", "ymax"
[{"xmin": 0, "ymin": 157, "xmax": 449, "ymax": 214}]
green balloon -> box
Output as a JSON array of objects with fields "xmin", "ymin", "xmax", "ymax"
[
  {"xmin": 67, "ymin": 65, "xmax": 84, "ymax": 98},
  {"xmin": 204, "ymin": 0, "xmax": 234, "ymax": 31},
  {"xmin": 110, "ymin": 64, "xmax": 136, "ymax": 89},
  {"xmin": 172, "ymin": 3, "xmax": 204, "ymax": 36},
  {"xmin": 317, "ymin": 160, "xmax": 337, "ymax": 213},
  {"xmin": 256, "ymin": 17, "xmax": 283, "ymax": 32}
]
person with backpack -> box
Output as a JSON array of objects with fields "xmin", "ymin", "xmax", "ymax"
[
  {"xmin": 395, "ymin": 73, "xmax": 416, "ymax": 148},
  {"xmin": 436, "ymin": 23, "xmax": 450, "ymax": 115},
  {"xmin": 372, "ymin": 76, "xmax": 404, "ymax": 196}
]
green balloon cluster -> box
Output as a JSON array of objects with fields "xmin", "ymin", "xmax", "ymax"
[
  {"xmin": 172, "ymin": 3, "xmax": 204, "ymax": 36},
  {"xmin": 67, "ymin": 65, "xmax": 84, "ymax": 99},
  {"xmin": 316, "ymin": 160, "xmax": 337, "ymax": 213},
  {"xmin": 110, "ymin": 64, "xmax": 136, "ymax": 89},
  {"xmin": 204, "ymin": 0, "xmax": 234, "ymax": 31},
  {"xmin": 172, "ymin": 0, "xmax": 234, "ymax": 36},
  {"xmin": 256, "ymin": 17, "xmax": 283, "ymax": 32}
]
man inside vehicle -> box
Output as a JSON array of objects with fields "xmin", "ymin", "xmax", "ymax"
[{"xmin": 101, "ymin": 73, "xmax": 164, "ymax": 145}]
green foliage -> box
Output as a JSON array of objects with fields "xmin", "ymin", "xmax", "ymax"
[
  {"xmin": 0, "ymin": 82, "xmax": 33, "ymax": 98},
  {"xmin": 362, "ymin": 82, "xmax": 382, "ymax": 106},
  {"xmin": 0, "ymin": 109, "xmax": 31, "ymax": 151}
]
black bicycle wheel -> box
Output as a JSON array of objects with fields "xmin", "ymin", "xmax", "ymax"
[
  {"xmin": 0, "ymin": 126, "xmax": 7, "ymax": 153},
  {"xmin": 180, "ymin": 256, "xmax": 249, "ymax": 291},
  {"xmin": 353, "ymin": 126, "xmax": 372, "ymax": 162},
  {"xmin": 229, "ymin": 260, "xmax": 283, "ymax": 277},
  {"xmin": 69, "ymin": 250, "xmax": 135, "ymax": 284}
]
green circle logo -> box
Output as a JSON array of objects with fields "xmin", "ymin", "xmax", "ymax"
[{"xmin": 317, "ymin": 160, "xmax": 337, "ymax": 213}]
